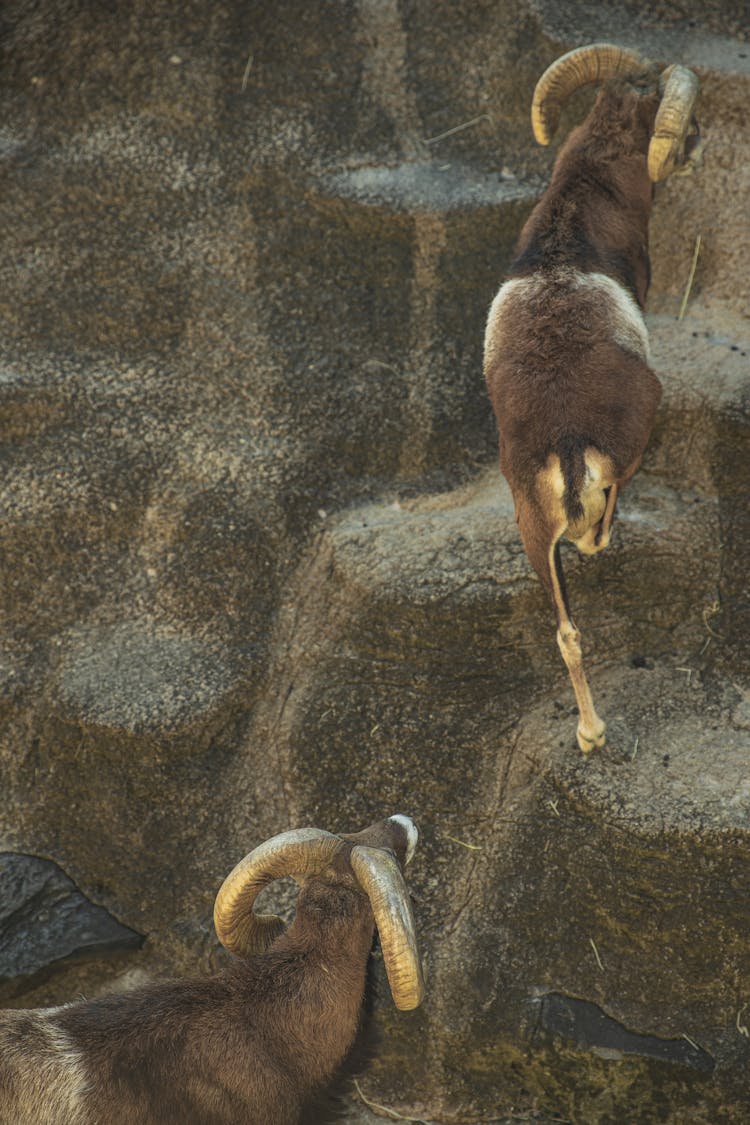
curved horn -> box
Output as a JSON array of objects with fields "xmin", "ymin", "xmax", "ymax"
[
  {"xmin": 532, "ymin": 43, "xmax": 642, "ymax": 145},
  {"xmin": 350, "ymin": 845, "xmax": 425, "ymax": 1011},
  {"xmin": 648, "ymin": 64, "xmax": 700, "ymax": 182},
  {"xmin": 214, "ymin": 828, "xmax": 342, "ymax": 956}
]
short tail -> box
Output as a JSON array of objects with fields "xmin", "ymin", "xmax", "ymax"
[{"xmin": 557, "ymin": 437, "xmax": 586, "ymax": 524}]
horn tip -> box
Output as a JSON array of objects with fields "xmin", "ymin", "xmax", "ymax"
[
  {"xmin": 394, "ymin": 983, "xmax": 426, "ymax": 1011},
  {"xmin": 531, "ymin": 108, "xmax": 554, "ymax": 146}
]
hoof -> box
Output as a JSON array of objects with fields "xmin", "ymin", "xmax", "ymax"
[{"xmin": 577, "ymin": 722, "xmax": 606, "ymax": 754}]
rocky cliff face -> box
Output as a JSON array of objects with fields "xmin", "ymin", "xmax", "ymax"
[{"xmin": 0, "ymin": 2, "xmax": 748, "ymax": 1122}]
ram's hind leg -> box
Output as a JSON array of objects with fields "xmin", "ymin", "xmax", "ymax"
[
  {"xmin": 550, "ymin": 539, "xmax": 606, "ymax": 751},
  {"xmin": 550, "ymin": 540, "xmax": 611, "ymax": 751},
  {"xmin": 595, "ymin": 481, "xmax": 618, "ymax": 548},
  {"xmin": 558, "ymin": 472, "xmax": 619, "ymax": 740},
  {"xmin": 557, "ymin": 623, "xmax": 606, "ymax": 749},
  {"xmin": 518, "ymin": 498, "xmax": 606, "ymax": 753}
]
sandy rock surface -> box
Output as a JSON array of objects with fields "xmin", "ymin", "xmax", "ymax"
[{"xmin": 0, "ymin": 1, "xmax": 748, "ymax": 1122}]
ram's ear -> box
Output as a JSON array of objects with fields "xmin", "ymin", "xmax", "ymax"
[{"xmin": 350, "ymin": 846, "xmax": 425, "ymax": 1011}]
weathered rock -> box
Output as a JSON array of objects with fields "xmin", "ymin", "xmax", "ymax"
[
  {"xmin": 0, "ymin": 853, "xmax": 143, "ymax": 998},
  {"xmin": 245, "ymin": 469, "xmax": 747, "ymax": 1122},
  {"xmin": 52, "ymin": 620, "xmax": 241, "ymax": 742},
  {"xmin": 0, "ymin": 1, "xmax": 748, "ymax": 1122}
]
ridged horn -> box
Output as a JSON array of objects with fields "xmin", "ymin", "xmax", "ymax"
[
  {"xmin": 532, "ymin": 43, "xmax": 642, "ymax": 145},
  {"xmin": 350, "ymin": 845, "xmax": 425, "ymax": 1011},
  {"xmin": 648, "ymin": 64, "xmax": 700, "ymax": 182},
  {"xmin": 214, "ymin": 828, "xmax": 342, "ymax": 956}
]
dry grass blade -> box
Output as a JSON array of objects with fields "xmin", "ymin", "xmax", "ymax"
[
  {"xmin": 353, "ymin": 1079, "xmax": 430, "ymax": 1123},
  {"xmin": 241, "ymin": 51, "xmax": 254, "ymax": 91},
  {"xmin": 589, "ymin": 937, "xmax": 605, "ymax": 972},
  {"xmin": 443, "ymin": 833, "xmax": 482, "ymax": 851},
  {"xmin": 678, "ymin": 233, "xmax": 701, "ymax": 321},
  {"xmin": 425, "ymin": 114, "xmax": 493, "ymax": 145}
]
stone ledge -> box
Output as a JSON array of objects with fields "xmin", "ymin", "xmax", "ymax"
[
  {"xmin": 53, "ymin": 620, "xmax": 237, "ymax": 738},
  {"xmin": 0, "ymin": 852, "xmax": 143, "ymax": 999}
]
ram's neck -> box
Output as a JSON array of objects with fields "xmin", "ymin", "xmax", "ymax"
[
  {"xmin": 511, "ymin": 151, "xmax": 652, "ymax": 305},
  {"xmin": 511, "ymin": 91, "xmax": 657, "ymax": 307},
  {"xmin": 257, "ymin": 894, "xmax": 376, "ymax": 1089}
]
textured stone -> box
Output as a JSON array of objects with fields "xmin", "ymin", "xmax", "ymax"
[
  {"xmin": 0, "ymin": 2, "xmax": 748, "ymax": 1122},
  {"xmin": 55, "ymin": 621, "xmax": 236, "ymax": 736},
  {"xmin": 0, "ymin": 853, "xmax": 143, "ymax": 997},
  {"xmin": 538, "ymin": 993, "xmax": 715, "ymax": 1073}
]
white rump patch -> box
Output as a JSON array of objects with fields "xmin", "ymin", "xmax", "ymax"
[
  {"xmin": 483, "ymin": 278, "xmax": 527, "ymax": 361},
  {"xmin": 573, "ymin": 271, "xmax": 650, "ymax": 360},
  {"xmin": 389, "ymin": 814, "xmax": 418, "ymax": 864},
  {"xmin": 483, "ymin": 270, "xmax": 650, "ymax": 364}
]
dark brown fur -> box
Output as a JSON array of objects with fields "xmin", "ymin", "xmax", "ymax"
[
  {"xmin": 483, "ymin": 69, "xmax": 686, "ymax": 750},
  {"xmin": 0, "ymin": 819, "xmax": 414, "ymax": 1125},
  {"xmin": 485, "ymin": 78, "xmax": 666, "ymax": 593},
  {"xmin": 510, "ymin": 82, "xmax": 660, "ymax": 303}
]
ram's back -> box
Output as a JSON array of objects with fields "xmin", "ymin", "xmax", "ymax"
[{"xmin": 484, "ymin": 268, "xmax": 661, "ymax": 503}]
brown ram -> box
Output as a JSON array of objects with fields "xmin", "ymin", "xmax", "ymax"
[
  {"xmin": 484, "ymin": 43, "xmax": 700, "ymax": 751},
  {"xmin": 0, "ymin": 815, "xmax": 424, "ymax": 1124}
]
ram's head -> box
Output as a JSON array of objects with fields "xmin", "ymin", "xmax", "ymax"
[
  {"xmin": 213, "ymin": 814, "xmax": 424, "ymax": 1011},
  {"xmin": 531, "ymin": 42, "xmax": 701, "ymax": 182}
]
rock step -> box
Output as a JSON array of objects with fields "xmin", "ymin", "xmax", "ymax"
[
  {"xmin": 0, "ymin": 852, "xmax": 143, "ymax": 1000},
  {"xmin": 1, "ymin": 307, "xmax": 745, "ymax": 612},
  {"xmin": 53, "ymin": 620, "xmax": 238, "ymax": 738},
  {"xmin": 388, "ymin": 662, "xmax": 750, "ymax": 1124},
  {"xmin": 320, "ymin": 160, "xmax": 538, "ymax": 214},
  {"xmin": 251, "ymin": 481, "xmax": 748, "ymax": 1123},
  {"xmin": 2, "ymin": 457, "xmax": 721, "ymax": 764},
  {"xmin": 532, "ymin": 0, "xmax": 750, "ymax": 74}
]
